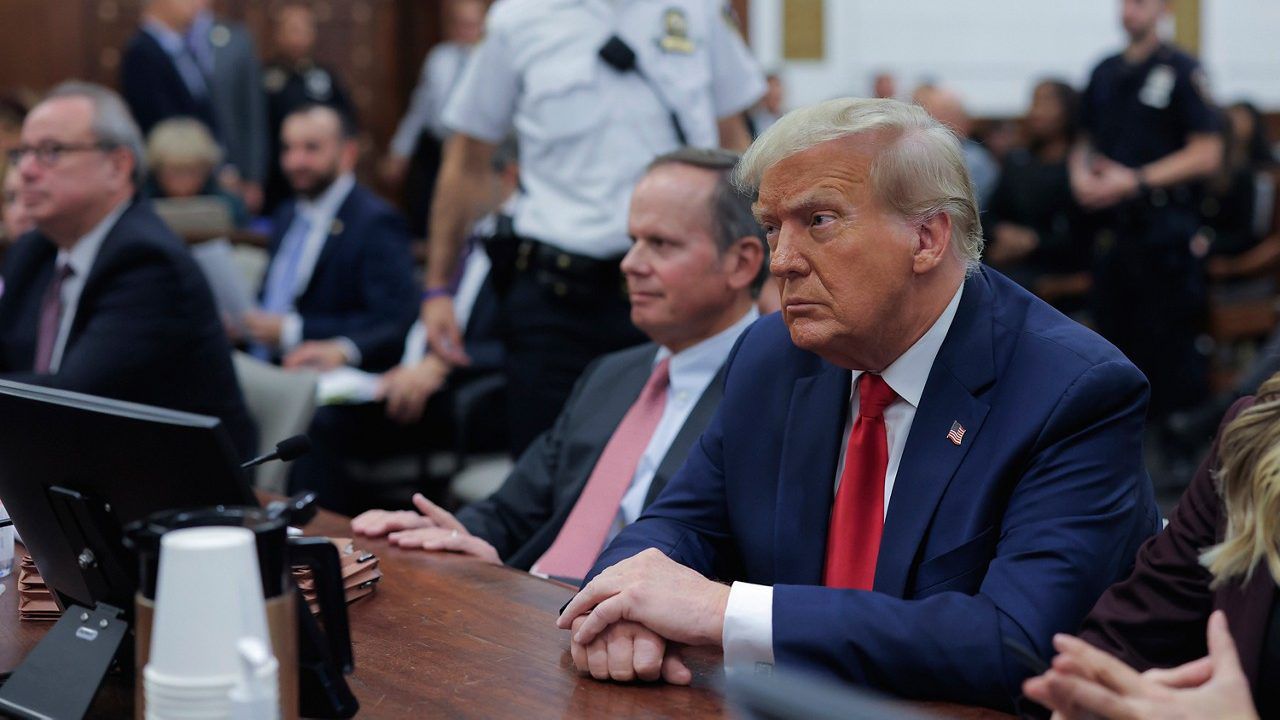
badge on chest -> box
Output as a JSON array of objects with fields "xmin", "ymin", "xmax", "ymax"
[
  {"xmin": 1139, "ymin": 64, "xmax": 1175, "ymax": 109},
  {"xmin": 657, "ymin": 7, "xmax": 695, "ymax": 54}
]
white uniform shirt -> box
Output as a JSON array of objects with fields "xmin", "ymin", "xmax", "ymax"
[
  {"xmin": 442, "ymin": 0, "xmax": 765, "ymax": 258},
  {"xmin": 721, "ymin": 285, "xmax": 965, "ymax": 675}
]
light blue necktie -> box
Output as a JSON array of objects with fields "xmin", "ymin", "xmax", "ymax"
[{"xmin": 251, "ymin": 214, "xmax": 312, "ymax": 360}]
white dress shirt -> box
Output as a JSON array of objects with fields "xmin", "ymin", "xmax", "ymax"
[
  {"xmin": 441, "ymin": 0, "xmax": 765, "ymax": 258},
  {"xmin": 270, "ymin": 173, "xmax": 356, "ymax": 357},
  {"xmin": 613, "ymin": 308, "xmax": 759, "ymax": 536},
  {"xmin": 389, "ymin": 42, "xmax": 473, "ymax": 157},
  {"xmin": 49, "ymin": 200, "xmax": 131, "ymax": 373},
  {"xmin": 721, "ymin": 285, "xmax": 965, "ymax": 675}
]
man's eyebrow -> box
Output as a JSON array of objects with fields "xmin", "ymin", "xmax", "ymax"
[{"xmin": 755, "ymin": 191, "xmax": 847, "ymax": 222}]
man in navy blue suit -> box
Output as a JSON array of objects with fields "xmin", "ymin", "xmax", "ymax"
[
  {"xmin": 558, "ymin": 98, "xmax": 1159, "ymax": 710},
  {"xmin": 241, "ymin": 104, "xmax": 417, "ymax": 372},
  {"xmin": 120, "ymin": 0, "xmax": 218, "ymax": 138}
]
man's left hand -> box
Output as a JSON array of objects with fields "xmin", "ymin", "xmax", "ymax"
[
  {"xmin": 283, "ymin": 340, "xmax": 349, "ymax": 371},
  {"xmin": 557, "ymin": 548, "xmax": 730, "ymax": 649},
  {"xmin": 1077, "ymin": 160, "xmax": 1140, "ymax": 210},
  {"xmin": 569, "ymin": 616, "xmax": 693, "ymax": 685},
  {"xmin": 243, "ymin": 310, "xmax": 285, "ymax": 346}
]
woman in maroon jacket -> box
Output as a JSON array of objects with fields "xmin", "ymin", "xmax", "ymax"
[{"xmin": 1024, "ymin": 379, "xmax": 1280, "ymax": 718}]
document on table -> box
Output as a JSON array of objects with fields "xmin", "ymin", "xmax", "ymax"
[{"xmin": 191, "ymin": 238, "xmax": 256, "ymax": 333}]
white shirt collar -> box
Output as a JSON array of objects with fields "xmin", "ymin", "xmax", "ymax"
[
  {"xmin": 56, "ymin": 199, "xmax": 131, "ymax": 279},
  {"xmin": 852, "ymin": 283, "xmax": 964, "ymax": 409},
  {"xmin": 656, "ymin": 306, "xmax": 760, "ymax": 395},
  {"xmin": 295, "ymin": 173, "xmax": 355, "ymax": 225}
]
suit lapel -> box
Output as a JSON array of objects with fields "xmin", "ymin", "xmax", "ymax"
[
  {"xmin": 774, "ymin": 363, "xmax": 850, "ymax": 585},
  {"xmin": 644, "ymin": 366, "xmax": 726, "ymax": 506},
  {"xmin": 875, "ymin": 272, "xmax": 996, "ymax": 596},
  {"xmin": 301, "ymin": 191, "xmax": 354, "ymax": 300},
  {"xmin": 561, "ymin": 349, "xmax": 656, "ymax": 505}
]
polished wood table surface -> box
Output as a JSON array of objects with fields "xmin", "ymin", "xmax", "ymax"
[{"xmin": 0, "ymin": 509, "xmax": 1012, "ymax": 718}]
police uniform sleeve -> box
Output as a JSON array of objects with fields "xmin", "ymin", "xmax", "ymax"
[
  {"xmin": 707, "ymin": 2, "xmax": 767, "ymax": 118},
  {"xmin": 441, "ymin": 15, "xmax": 519, "ymax": 144},
  {"xmin": 1171, "ymin": 58, "xmax": 1220, "ymax": 136}
]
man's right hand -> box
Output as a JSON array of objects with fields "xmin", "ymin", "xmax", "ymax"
[
  {"xmin": 351, "ymin": 492, "xmax": 449, "ymax": 537},
  {"xmin": 422, "ymin": 295, "xmax": 471, "ymax": 367}
]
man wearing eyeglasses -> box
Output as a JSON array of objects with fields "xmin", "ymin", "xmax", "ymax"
[{"xmin": 0, "ymin": 81, "xmax": 257, "ymax": 460}]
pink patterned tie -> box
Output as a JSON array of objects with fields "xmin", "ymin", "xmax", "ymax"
[
  {"xmin": 33, "ymin": 262, "xmax": 74, "ymax": 374},
  {"xmin": 533, "ymin": 357, "xmax": 671, "ymax": 580}
]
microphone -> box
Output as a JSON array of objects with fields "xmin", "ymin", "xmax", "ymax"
[{"xmin": 240, "ymin": 434, "xmax": 312, "ymax": 469}]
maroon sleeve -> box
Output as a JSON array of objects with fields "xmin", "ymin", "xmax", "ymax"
[{"xmin": 1077, "ymin": 397, "xmax": 1253, "ymax": 669}]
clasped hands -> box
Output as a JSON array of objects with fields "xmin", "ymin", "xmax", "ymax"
[{"xmin": 556, "ymin": 548, "xmax": 731, "ymax": 686}]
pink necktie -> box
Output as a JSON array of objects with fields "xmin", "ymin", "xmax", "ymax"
[
  {"xmin": 33, "ymin": 262, "xmax": 74, "ymax": 374},
  {"xmin": 533, "ymin": 358, "xmax": 671, "ymax": 580}
]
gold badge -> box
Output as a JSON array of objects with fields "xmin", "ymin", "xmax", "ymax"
[
  {"xmin": 658, "ymin": 8, "xmax": 695, "ymax": 54},
  {"xmin": 330, "ymin": 219, "xmax": 345, "ymax": 236},
  {"xmin": 263, "ymin": 67, "xmax": 287, "ymax": 93},
  {"xmin": 210, "ymin": 24, "xmax": 231, "ymax": 48}
]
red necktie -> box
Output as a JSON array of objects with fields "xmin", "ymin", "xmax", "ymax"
[
  {"xmin": 33, "ymin": 262, "xmax": 74, "ymax": 374},
  {"xmin": 532, "ymin": 358, "xmax": 671, "ymax": 580},
  {"xmin": 824, "ymin": 373, "xmax": 897, "ymax": 590}
]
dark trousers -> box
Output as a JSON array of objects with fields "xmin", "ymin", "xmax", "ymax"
[
  {"xmin": 499, "ymin": 267, "xmax": 645, "ymax": 456},
  {"xmin": 1091, "ymin": 208, "xmax": 1207, "ymax": 418},
  {"xmin": 288, "ymin": 397, "xmax": 455, "ymax": 515}
]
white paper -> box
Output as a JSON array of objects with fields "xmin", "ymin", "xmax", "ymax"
[{"xmin": 191, "ymin": 239, "xmax": 257, "ymax": 333}]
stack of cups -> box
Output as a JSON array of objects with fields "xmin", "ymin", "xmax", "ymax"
[{"xmin": 144, "ymin": 527, "xmax": 279, "ymax": 720}]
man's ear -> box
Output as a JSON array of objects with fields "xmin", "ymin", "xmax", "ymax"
[
  {"xmin": 340, "ymin": 138, "xmax": 360, "ymax": 171},
  {"xmin": 911, "ymin": 212, "xmax": 953, "ymax": 274},
  {"xmin": 110, "ymin": 147, "xmax": 136, "ymax": 186},
  {"xmin": 725, "ymin": 236, "xmax": 765, "ymax": 292}
]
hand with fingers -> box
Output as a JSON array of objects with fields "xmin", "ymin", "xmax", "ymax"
[
  {"xmin": 1022, "ymin": 610, "xmax": 1258, "ymax": 720},
  {"xmin": 568, "ymin": 616, "xmax": 693, "ymax": 685},
  {"xmin": 375, "ymin": 493, "xmax": 502, "ymax": 564},
  {"xmin": 555, "ymin": 548, "xmax": 730, "ymax": 684},
  {"xmin": 351, "ymin": 491, "xmax": 452, "ymax": 537}
]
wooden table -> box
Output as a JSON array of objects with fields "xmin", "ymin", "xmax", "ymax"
[{"xmin": 0, "ymin": 510, "xmax": 1011, "ymax": 718}]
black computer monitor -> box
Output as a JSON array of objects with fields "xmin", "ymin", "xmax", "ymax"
[{"xmin": 0, "ymin": 379, "xmax": 256, "ymax": 610}]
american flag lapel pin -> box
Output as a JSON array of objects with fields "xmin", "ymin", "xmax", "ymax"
[{"xmin": 946, "ymin": 421, "xmax": 966, "ymax": 446}]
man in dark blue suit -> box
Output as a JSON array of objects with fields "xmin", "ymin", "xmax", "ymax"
[
  {"xmin": 559, "ymin": 98, "xmax": 1159, "ymax": 710},
  {"xmin": 0, "ymin": 82, "xmax": 255, "ymax": 459},
  {"xmin": 241, "ymin": 104, "xmax": 417, "ymax": 372},
  {"xmin": 120, "ymin": 0, "xmax": 218, "ymax": 138}
]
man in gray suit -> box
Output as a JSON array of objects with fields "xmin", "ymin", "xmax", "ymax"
[
  {"xmin": 351, "ymin": 148, "xmax": 768, "ymax": 581},
  {"xmin": 189, "ymin": 0, "xmax": 269, "ymax": 214}
]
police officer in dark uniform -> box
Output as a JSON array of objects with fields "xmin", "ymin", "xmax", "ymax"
[
  {"xmin": 261, "ymin": 3, "xmax": 357, "ymax": 214},
  {"xmin": 1072, "ymin": 0, "xmax": 1222, "ymax": 419}
]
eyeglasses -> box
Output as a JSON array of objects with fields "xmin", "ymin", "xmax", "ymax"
[{"xmin": 6, "ymin": 141, "xmax": 117, "ymax": 168}]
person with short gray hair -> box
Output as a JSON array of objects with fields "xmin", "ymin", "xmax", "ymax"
[
  {"xmin": 0, "ymin": 81, "xmax": 257, "ymax": 460},
  {"xmin": 559, "ymin": 96, "xmax": 1157, "ymax": 711}
]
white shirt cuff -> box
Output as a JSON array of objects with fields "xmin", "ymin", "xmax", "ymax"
[
  {"xmin": 334, "ymin": 337, "xmax": 362, "ymax": 367},
  {"xmin": 280, "ymin": 313, "xmax": 303, "ymax": 352},
  {"xmin": 722, "ymin": 581, "xmax": 774, "ymax": 677}
]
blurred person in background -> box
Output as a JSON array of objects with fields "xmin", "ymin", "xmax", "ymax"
[
  {"xmin": 983, "ymin": 80, "xmax": 1093, "ymax": 315},
  {"xmin": 262, "ymin": 2, "xmax": 357, "ymax": 213},
  {"xmin": 915, "ymin": 85, "xmax": 999, "ymax": 208},
  {"xmin": 145, "ymin": 117, "xmax": 247, "ymax": 227},
  {"xmin": 745, "ymin": 72, "xmax": 784, "ymax": 139},
  {"xmin": 383, "ymin": 0, "xmax": 487, "ymax": 237},
  {"xmin": 187, "ymin": 0, "xmax": 269, "ymax": 215},
  {"xmin": 1072, "ymin": 0, "xmax": 1221, "ymax": 427},
  {"xmin": 1202, "ymin": 101, "xmax": 1280, "ymax": 282},
  {"xmin": 120, "ymin": 0, "xmax": 218, "ymax": 138}
]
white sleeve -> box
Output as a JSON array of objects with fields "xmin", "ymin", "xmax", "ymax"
[
  {"xmin": 280, "ymin": 312, "xmax": 303, "ymax": 352},
  {"xmin": 722, "ymin": 581, "xmax": 775, "ymax": 677},
  {"xmin": 441, "ymin": 19, "xmax": 519, "ymax": 143},
  {"xmin": 706, "ymin": 2, "xmax": 767, "ymax": 118},
  {"xmin": 389, "ymin": 53, "xmax": 436, "ymax": 158}
]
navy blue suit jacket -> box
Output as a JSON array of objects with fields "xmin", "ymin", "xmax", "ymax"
[
  {"xmin": 120, "ymin": 29, "xmax": 218, "ymax": 136},
  {"xmin": 264, "ymin": 183, "xmax": 417, "ymax": 371},
  {"xmin": 0, "ymin": 200, "xmax": 257, "ymax": 460},
  {"xmin": 588, "ymin": 269, "xmax": 1159, "ymax": 709}
]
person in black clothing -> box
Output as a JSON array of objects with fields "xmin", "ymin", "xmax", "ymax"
[
  {"xmin": 984, "ymin": 79, "xmax": 1093, "ymax": 315},
  {"xmin": 261, "ymin": 3, "xmax": 356, "ymax": 214},
  {"xmin": 1203, "ymin": 102, "xmax": 1280, "ymax": 280},
  {"xmin": 1072, "ymin": 0, "xmax": 1222, "ymax": 419}
]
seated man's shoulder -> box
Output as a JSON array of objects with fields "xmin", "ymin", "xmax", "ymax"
[
  {"xmin": 728, "ymin": 311, "xmax": 824, "ymax": 373},
  {"xmin": 345, "ymin": 184, "xmax": 409, "ymax": 238}
]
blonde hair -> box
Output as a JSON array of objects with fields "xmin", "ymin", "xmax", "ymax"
[
  {"xmin": 733, "ymin": 97, "xmax": 984, "ymax": 270},
  {"xmin": 146, "ymin": 117, "xmax": 222, "ymax": 169},
  {"xmin": 1200, "ymin": 373, "xmax": 1280, "ymax": 586}
]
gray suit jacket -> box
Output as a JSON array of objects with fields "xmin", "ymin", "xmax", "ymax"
[
  {"xmin": 208, "ymin": 21, "xmax": 268, "ymax": 184},
  {"xmin": 457, "ymin": 342, "xmax": 727, "ymax": 572}
]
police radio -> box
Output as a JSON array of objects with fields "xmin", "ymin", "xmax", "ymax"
[{"xmin": 598, "ymin": 35, "xmax": 689, "ymax": 146}]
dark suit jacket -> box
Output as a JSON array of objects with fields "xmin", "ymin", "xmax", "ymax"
[
  {"xmin": 208, "ymin": 20, "xmax": 269, "ymax": 184},
  {"xmin": 588, "ymin": 268, "xmax": 1160, "ymax": 710},
  {"xmin": 0, "ymin": 200, "xmax": 257, "ymax": 460},
  {"xmin": 263, "ymin": 183, "xmax": 417, "ymax": 372},
  {"xmin": 120, "ymin": 29, "xmax": 218, "ymax": 136},
  {"xmin": 1080, "ymin": 397, "xmax": 1274, "ymax": 707},
  {"xmin": 457, "ymin": 342, "xmax": 726, "ymax": 572}
]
